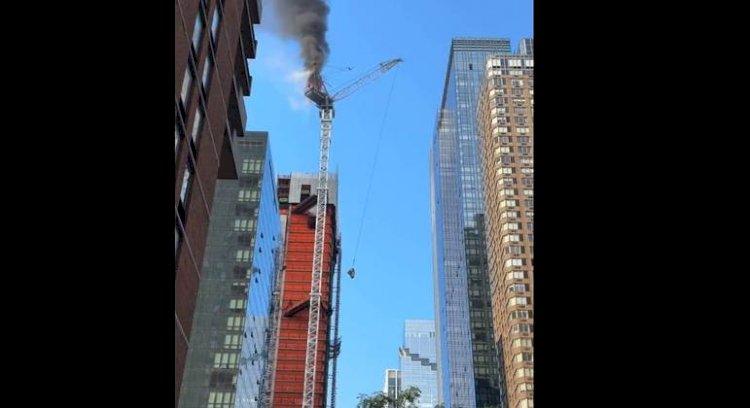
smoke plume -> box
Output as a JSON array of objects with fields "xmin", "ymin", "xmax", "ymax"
[{"xmin": 274, "ymin": 0, "xmax": 330, "ymax": 73}]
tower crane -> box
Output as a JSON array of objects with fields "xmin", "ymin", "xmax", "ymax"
[{"xmin": 300, "ymin": 58, "xmax": 402, "ymax": 408}]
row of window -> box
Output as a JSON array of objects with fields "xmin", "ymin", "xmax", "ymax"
[
  {"xmin": 510, "ymin": 310, "xmax": 532, "ymax": 320},
  {"xmin": 505, "ymin": 258, "xmax": 527, "ymax": 268},
  {"xmin": 498, "ymin": 188, "xmax": 534, "ymax": 196},
  {"xmin": 505, "ymin": 271, "xmax": 528, "ymax": 281},
  {"xmin": 508, "ymin": 283, "xmax": 529, "ymax": 293},
  {"xmin": 508, "ymin": 296, "xmax": 530, "ymax": 307},
  {"xmin": 498, "ymin": 177, "xmax": 533, "ymax": 186},
  {"xmin": 494, "ymin": 136, "xmax": 531, "ymax": 144},
  {"xmin": 511, "ymin": 338, "xmax": 534, "ymax": 349},
  {"xmin": 511, "ymin": 323, "xmax": 534, "ymax": 334},
  {"xmin": 499, "ymin": 222, "xmax": 535, "ymax": 231},
  {"xmin": 517, "ymin": 398, "xmax": 534, "ymax": 408},
  {"xmin": 241, "ymin": 159, "xmax": 263, "ymax": 174},
  {"xmin": 495, "ymin": 146, "xmax": 532, "ymax": 155},
  {"xmin": 227, "ymin": 315, "xmax": 244, "ymax": 331},
  {"xmin": 513, "ymin": 352, "xmax": 534, "ymax": 363},
  {"xmin": 213, "ymin": 352, "xmax": 239, "ymax": 369},
  {"xmin": 490, "ymin": 124, "xmax": 532, "ymax": 134},
  {"xmin": 514, "ymin": 367, "xmax": 534, "ymax": 379},
  {"xmin": 208, "ymin": 391, "xmax": 234, "ymax": 408},
  {"xmin": 499, "ymin": 211, "xmax": 534, "ymax": 220}
]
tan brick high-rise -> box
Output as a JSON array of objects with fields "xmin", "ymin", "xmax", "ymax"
[{"xmin": 478, "ymin": 50, "xmax": 534, "ymax": 408}]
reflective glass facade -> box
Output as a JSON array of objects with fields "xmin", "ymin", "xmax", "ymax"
[
  {"xmin": 430, "ymin": 38, "xmax": 511, "ymax": 408},
  {"xmin": 399, "ymin": 320, "xmax": 439, "ymax": 408},
  {"xmin": 179, "ymin": 132, "xmax": 281, "ymax": 408}
]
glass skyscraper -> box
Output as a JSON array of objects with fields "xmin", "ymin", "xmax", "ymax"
[
  {"xmin": 430, "ymin": 38, "xmax": 511, "ymax": 408},
  {"xmin": 179, "ymin": 132, "xmax": 282, "ymax": 408},
  {"xmin": 399, "ymin": 320, "xmax": 439, "ymax": 408}
]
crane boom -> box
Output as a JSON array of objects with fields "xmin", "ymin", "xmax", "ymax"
[
  {"xmin": 301, "ymin": 58, "xmax": 401, "ymax": 408},
  {"xmin": 330, "ymin": 58, "xmax": 403, "ymax": 102}
]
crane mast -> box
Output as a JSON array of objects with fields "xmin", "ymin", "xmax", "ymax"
[{"xmin": 301, "ymin": 58, "xmax": 401, "ymax": 408}]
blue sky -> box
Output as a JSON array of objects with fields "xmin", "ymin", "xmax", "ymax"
[{"xmin": 245, "ymin": 0, "xmax": 532, "ymax": 405}]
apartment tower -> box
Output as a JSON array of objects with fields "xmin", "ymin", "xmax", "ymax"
[
  {"xmin": 477, "ymin": 44, "xmax": 534, "ymax": 408},
  {"xmin": 175, "ymin": 1, "xmax": 262, "ymax": 405}
]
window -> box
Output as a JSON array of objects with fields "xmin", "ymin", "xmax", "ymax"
[
  {"xmin": 175, "ymin": 224, "xmax": 182, "ymax": 258},
  {"xmin": 179, "ymin": 161, "xmax": 194, "ymax": 205},
  {"xmin": 191, "ymin": 106, "xmax": 204, "ymax": 143},
  {"xmin": 512, "ymin": 79, "xmax": 524, "ymax": 87},
  {"xmin": 511, "ymin": 323, "xmax": 533, "ymax": 333},
  {"xmin": 523, "ymin": 190, "xmax": 533, "ymax": 197},
  {"xmin": 192, "ymin": 9, "xmax": 206, "ymax": 52},
  {"xmin": 499, "ymin": 167, "xmax": 515, "ymax": 175},
  {"xmin": 505, "ymin": 258, "xmax": 524, "ymax": 268},
  {"xmin": 506, "ymin": 246, "xmax": 524, "ymax": 255},
  {"xmin": 519, "ymin": 146, "xmax": 531, "ymax": 154},
  {"xmin": 513, "ymin": 352, "xmax": 534, "ymax": 362},
  {"xmin": 180, "ymin": 65, "xmax": 194, "ymax": 106},
  {"xmin": 175, "ymin": 122, "xmax": 184, "ymax": 155},
  {"xmin": 500, "ymin": 188, "xmax": 516, "ymax": 196},
  {"xmin": 526, "ymin": 211, "xmax": 534, "ymax": 218},
  {"xmin": 500, "ymin": 156, "xmax": 514, "ymax": 164},
  {"xmin": 210, "ymin": 6, "xmax": 221, "ymax": 43},
  {"xmin": 208, "ymin": 391, "xmax": 235, "ymax": 408},
  {"xmin": 518, "ymin": 136, "xmax": 530, "ymax": 144},
  {"xmin": 522, "ymin": 177, "xmax": 533, "ymax": 185},
  {"xmin": 500, "ymin": 136, "xmax": 511, "ymax": 143},
  {"xmin": 501, "ymin": 211, "xmax": 518, "ymax": 220},
  {"xmin": 241, "ymin": 159, "xmax": 262, "ymax": 174},
  {"xmin": 524, "ymin": 199, "xmax": 534, "ymax": 208},
  {"xmin": 201, "ymin": 52, "xmax": 214, "ymax": 91},
  {"xmin": 510, "ymin": 310, "xmax": 532, "ymax": 319},
  {"xmin": 235, "ymin": 250, "xmax": 250, "ymax": 263},
  {"xmin": 497, "ymin": 146, "xmax": 511, "ymax": 154},
  {"xmin": 213, "ymin": 353, "xmax": 239, "ymax": 369},
  {"xmin": 224, "ymin": 334, "xmax": 242, "ymax": 349},
  {"xmin": 499, "ymin": 200, "xmax": 517, "ymax": 209},
  {"xmin": 527, "ymin": 222, "xmax": 534, "ymax": 230},
  {"xmin": 518, "ymin": 398, "xmax": 534, "ymax": 408},
  {"xmin": 508, "ymin": 283, "xmax": 528, "ymax": 293},
  {"xmin": 517, "ymin": 127, "xmax": 530, "ymax": 134},
  {"xmin": 233, "ymin": 219, "xmax": 255, "ymax": 232},
  {"xmin": 502, "ymin": 234, "xmax": 520, "ymax": 243},
  {"xmin": 238, "ymin": 189, "xmax": 258, "ymax": 202},
  {"xmin": 229, "ymin": 298, "xmax": 246, "ymax": 310},
  {"xmin": 512, "ymin": 338, "xmax": 534, "ymax": 348},
  {"xmin": 501, "ymin": 223, "xmax": 519, "ymax": 231},
  {"xmin": 528, "ymin": 234, "xmax": 534, "ymax": 241},
  {"xmin": 521, "ymin": 168, "xmax": 534, "ymax": 174},
  {"xmin": 508, "ymin": 296, "xmax": 528, "ymax": 306},
  {"xmin": 517, "ymin": 383, "xmax": 534, "ymax": 393},
  {"xmin": 502, "ymin": 177, "xmax": 516, "ymax": 185},
  {"xmin": 226, "ymin": 316, "xmax": 244, "ymax": 331},
  {"xmin": 521, "ymin": 157, "xmax": 533, "ymax": 164},
  {"xmin": 508, "ymin": 271, "xmax": 527, "ymax": 280}
]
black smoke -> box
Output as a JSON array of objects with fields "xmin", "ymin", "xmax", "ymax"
[{"xmin": 274, "ymin": 0, "xmax": 330, "ymax": 73}]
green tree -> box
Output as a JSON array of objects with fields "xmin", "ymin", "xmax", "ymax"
[{"xmin": 356, "ymin": 386, "xmax": 422, "ymax": 408}]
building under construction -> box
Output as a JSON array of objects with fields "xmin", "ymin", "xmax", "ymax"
[{"xmin": 266, "ymin": 173, "xmax": 341, "ymax": 408}]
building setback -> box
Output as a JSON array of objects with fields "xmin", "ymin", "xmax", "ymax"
[
  {"xmin": 399, "ymin": 320, "xmax": 439, "ymax": 408},
  {"xmin": 175, "ymin": 1, "xmax": 262, "ymax": 405}
]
